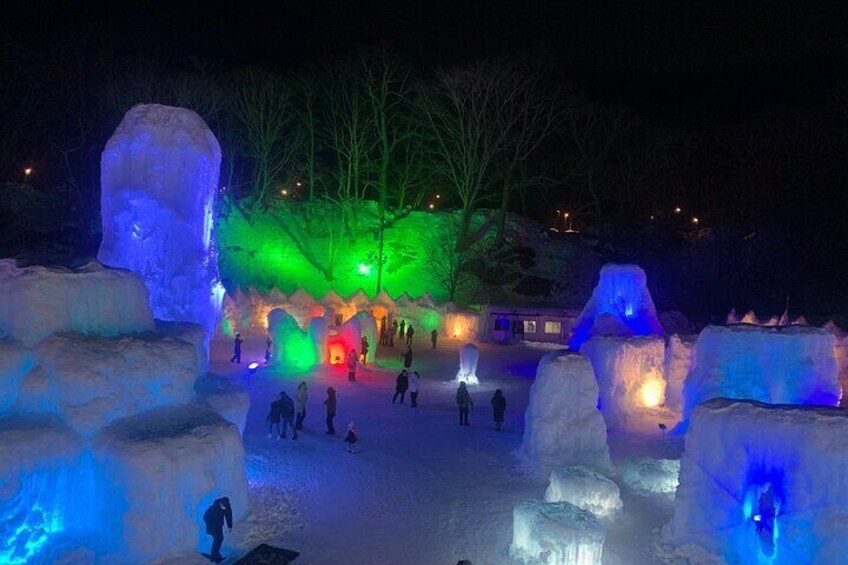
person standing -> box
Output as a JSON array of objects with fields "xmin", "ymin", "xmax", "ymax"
[
  {"xmin": 401, "ymin": 346, "xmax": 413, "ymax": 369},
  {"xmin": 406, "ymin": 324, "xmax": 415, "ymax": 346},
  {"xmin": 347, "ymin": 349, "xmax": 358, "ymax": 382},
  {"xmin": 325, "ymin": 387, "xmax": 337, "ymax": 434},
  {"xmin": 399, "ymin": 320, "xmax": 406, "ymax": 340},
  {"xmin": 203, "ymin": 497, "xmax": 233, "ymax": 563},
  {"xmin": 491, "ymin": 389, "xmax": 507, "ymax": 431},
  {"xmin": 230, "ymin": 332, "xmax": 243, "ymax": 363},
  {"xmin": 344, "ymin": 421, "xmax": 358, "ymax": 453},
  {"xmin": 409, "ymin": 371, "xmax": 421, "ymax": 407},
  {"xmin": 266, "ymin": 395, "xmax": 283, "ymax": 438},
  {"xmin": 456, "ymin": 381, "xmax": 473, "ymax": 426},
  {"xmin": 295, "ymin": 381, "xmax": 308, "ymax": 430},
  {"xmin": 360, "ymin": 336, "xmax": 370, "ymax": 366},
  {"xmin": 393, "ymin": 370, "xmax": 409, "ymax": 404},
  {"xmin": 264, "ymin": 335, "xmax": 272, "ymax": 364},
  {"xmin": 389, "ymin": 322, "xmax": 395, "ymax": 347},
  {"xmin": 431, "ymin": 329, "xmax": 438, "ymax": 349},
  {"xmin": 278, "ymin": 391, "xmax": 297, "ymax": 439}
]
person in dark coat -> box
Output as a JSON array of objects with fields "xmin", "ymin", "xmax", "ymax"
[
  {"xmin": 230, "ymin": 332, "xmax": 243, "ymax": 363},
  {"xmin": 401, "ymin": 346, "xmax": 413, "ymax": 369},
  {"xmin": 399, "ymin": 319, "xmax": 406, "ymax": 339},
  {"xmin": 456, "ymin": 381, "xmax": 474, "ymax": 426},
  {"xmin": 266, "ymin": 396, "xmax": 283, "ymax": 438},
  {"xmin": 393, "ymin": 370, "xmax": 409, "ymax": 404},
  {"xmin": 264, "ymin": 335, "xmax": 272, "ymax": 364},
  {"xmin": 347, "ymin": 349, "xmax": 358, "ymax": 382},
  {"xmin": 431, "ymin": 329, "xmax": 438, "ymax": 349},
  {"xmin": 203, "ymin": 497, "xmax": 233, "ymax": 563},
  {"xmin": 325, "ymin": 387, "xmax": 337, "ymax": 434},
  {"xmin": 491, "ymin": 389, "xmax": 507, "ymax": 431},
  {"xmin": 360, "ymin": 336, "xmax": 370, "ymax": 366},
  {"xmin": 344, "ymin": 420, "xmax": 358, "ymax": 453},
  {"xmin": 278, "ymin": 391, "xmax": 298, "ymax": 439},
  {"xmin": 406, "ymin": 324, "xmax": 415, "ymax": 345},
  {"xmin": 389, "ymin": 322, "xmax": 395, "ymax": 347}
]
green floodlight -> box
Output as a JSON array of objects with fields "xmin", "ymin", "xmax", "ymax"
[{"xmin": 358, "ymin": 263, "xmax": 371, "ymax": 275}]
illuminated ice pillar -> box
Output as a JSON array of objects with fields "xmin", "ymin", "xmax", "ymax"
[
  {"xmin": 268, "ymin": 308, "xmax": 316, "ymax": 371},
  {"xmin": 511, "ymin": 500, "xmax": 605, "ymax": 565},
  {"xmin": 456, "ymin": 343, "xmax": 479, "ymax": 384},
  {"xmin": 98, "ymin": 104, "xmax": 224, "ymax": 357}
]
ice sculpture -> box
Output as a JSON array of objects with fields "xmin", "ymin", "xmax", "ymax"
[
  {"xmin": 355, "ymin": 312, "xmax": 378, "ymax": 364},
  {"xmin": 544, "ymin": 466, "xmax": 622, "ymax": 520},
  {"xmin": 620, "ymin": 458, "xmax": 680, "ymax": 496},
  {"xmin": 680, "ymin": 325, "xmax": 840, "ymax": 425},
  {"xmin": 456, "ymin": 343, "xmax": 480, "ymax": 384},
  {"xmin": 511, "ymin": 500, "xmax": 605, "ymax": 565},
  {"xmin": 308, "ymin": 316, "xmax": 328, "ymax": 366},
  {"xmin": 267, "ymin": 308, "xmax": 317, "ymax": 371},
  {"xmin": 668, "ymin": 398, "xmax": 848, "ymax": 564},
  {"xmin": 0, "ymin": 259, "xmax": 154, "ymax": 347},
  {"xmin": 521, "ymin": 352, "xmax": 611, "ymax": 474},
  {"xmin": 663, "ymin": 334, "xmax": 695, "ymax": 412},
  {"xmin": 194, "ymin": 375, "xmax": 251, "ymax": 437},
  {"xmin": 327, "ymin": 315, "xmax": 361, "ymax": 365},
  {"xmin": 98, "ymin": 104, "xmax": 224, "ymax": 354},
  {"xmin": 568, "ymin": 264, "xmax": 662, "ymax": 350},
  {"xmin": 581, "ymin": 336, "xmax": 666, "ymax": 430}
]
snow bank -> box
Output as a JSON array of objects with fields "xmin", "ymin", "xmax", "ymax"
[
  {"xmin": 544, "ymin": 466, "xmax": 622, "ymax": 520},
  {"xmin": 511, "ymin": 500, "xmax": 605, "ymax": 565},
  {"xmin": 664, "ymin": 334, "xmax": 695, "ymax": 413},
  {"xmin": 0, "ymin": 260, "xmax": 154, "ymax": 347},
  {"xmin": 456, "ymin": 343, "xmax": 480, "ymax": 384},
  {"xmin": 15, "ymin": 332, "xmax": 199, "ymax": 437},
  {"xmin": 668, "ymin": 398, "xmax": 848, "ymax": 564},
  {"xmin": 94, "ymin": 405, "xmax": 248, "ymax": 564},
  {"xmin": 0, "ymin": 340, "xmax": 33, "ymax": 411},
  {"xmin": 620, "ymin": 457, "xmax": 680, "ymax": 497},
  {"xmin": 681, "ymin": 325, "xmax": 840, "ymax": 424},
  {"xmin": 99, "ymin": 104, "xmax": 224, "ymax": 349},
  {"xmin": 268, "ymin": 308, "xmax": 317, "ymax": 371},
  {"xmin": 582, "ymin": 336, "xmax": 666, "ymax": 430},
  {"xmin": 521, "ymin": 352, "xmax": 611, "ymax": 474},
  {"xmin": 194, "ymin": 376, "xmax": 251, "ymax": 437},
  {"xmin": 568, "ymin": 263, "xmax": 662, "ymax": 350}
]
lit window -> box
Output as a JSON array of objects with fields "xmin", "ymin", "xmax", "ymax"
[
  {"xmin": 544, "ymin": 321, "xmax": 562, "ymax": 334},
  {"xmin": 523, "ymin": 320, "xmax": 537, "ymax": 334}
]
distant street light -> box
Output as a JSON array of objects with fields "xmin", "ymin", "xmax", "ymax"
[
  {"xmin": 692, "ymin": 217, "xmax": 699, "ymax": 225},
  {"xmin": 674, "ymin": 207, "xmax": 682, "ymax": 214},
  {"xmin": 428, "ymin": 203, "xmax": 434, "ymax": 209},
  {"xmin": 281, "ymin": 189, "xmax": 288, "ymax": 196},
  {"xmin": 24, "ymin": 167, "xmax": 32, "ymax": 177}
]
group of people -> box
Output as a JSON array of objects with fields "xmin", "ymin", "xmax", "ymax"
[
  {"xmin": 265, "ymin": 381, "xmax": 309, "ymax": 439},
  {"xmin": 455, "ymin": 382, "xmax": 507, "ymax": 430},
  {"xmin": 378, "ymin": 317, "xmax": 420, "ymax": 347},
  {"xmin": 392, "ymin": 369, "xmax": 421, "ymax": 406}
]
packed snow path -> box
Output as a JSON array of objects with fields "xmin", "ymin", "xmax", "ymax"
[{"xmin": 192, "ymin": 338, "xmax": 678, "ymax": 565}]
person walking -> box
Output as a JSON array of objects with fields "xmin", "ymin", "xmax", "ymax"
[
  {"xmin": 360, "ymin": 336, "xmax": 370, "ymax": 366},
  {"xmin": 347, "ymin": 349, "xmax": 358, "ymax": 382},
  {"xmin": 295, "ymin": 381, "xmax": 308, "ymax": 430},
  {"xmin": 401, "ymin": 346, "xmax": 413, "ymax": 369},
  {"xmin": 393, "ymin": 370, "xmax": 409, "ymax": 404},
  {"xmin": 344, "ymin": 421, "xmax": 358, "ymax": 453},
  {"xmin": 266, "ymin": 395, "xmax": 283, "ymax": 438},
  {"xmin": 491, "ymin": 389, "xmax": 507, "ymax": 431},
  {"xmin": 325, "ymin": 387, "xmax": 337, "ymax": 434},
  {"xmin": 399, "ymin": 320, "xmax": 406, "ymax": 340},
  {"xmin": 264, "ymin": 335, "xmax": 272, "ymax": 364},
  {"xmin": 389, "ymin": 321, "xmax": 395, "ymax": 347},
  {"xmin": 278, "ymin": 391, "xmax": 297, "ymax": 439},
  {"xmin": 203, "ymin": 497, "xmax": 233, "ymax": 563},
  {"xmin": 230, "ymin": 332, "xmax": 243, "ymax": 363},
  {"xmin": 409, "ymin": 371, "xmax": 421, "ymax": 407},
  {"xmin": 406, "ymin": 324, "xmax": 415, "ymax": 346},
  {"xmin": 431, "ymin": 329, "xmax": 438, "ymax": 349},
  {"xmin": 456, "ymin": 381, "xmax": 473, "ymax": 426}
]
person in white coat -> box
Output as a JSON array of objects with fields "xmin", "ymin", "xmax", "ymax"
[
  {"xmin": 295, "ymin": 381, "xmax": 308, "ymax": 430},
  {"xmin": 409, "ymin": 371, "xmax": 421, "ymax": 407}
]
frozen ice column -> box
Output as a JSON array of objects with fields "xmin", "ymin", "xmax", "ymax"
[
  {"xmin": 456, "ymin": 343, "xmax": 479, "ymax": 384},
  {"xmin": 99, "ymin": 104, "xmax": 224, "ymax": 354}
]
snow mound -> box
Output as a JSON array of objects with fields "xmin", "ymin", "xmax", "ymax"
[
  {"xmin": 94, "ymin": 404, "xmax": 248, "ymax": 564},
  {"xmin": 620, "ymin": 457, "xmax": 680, "ymax": 496},
  {"xmin": 681, "ymin": 325, "xmax": 840, "ymax": 425},
  {"xmin": 568, "ymin": 263, "xmax": 662, "ymax": 350},
  {"xmin": 0, "ymin": 259, "xmax": 154, "ymax": 347},
  {"xmin": 521, "ymin": 351, "xmax": 611, "ymax": 474},
  {"xmin": 194, "ymin": 375, "xmax": 251, "ymax": 437},
  {"xmin": 99, "ymin": 103, "xmax": 224, "ymax": 351},
  {"xmin": 582, "ymin": 336, "xmax": 666, "ymax": 430},
  {"xmin": 14, "ymin": 332, "xmax": 199, "ymax": 437},
  {"xmin": 668, "ymin": 398, "xmax": 848, "ymax": 564},
  {"xmin": 511, "ymin": 499, "xmax": 605, "ymax": 565},
  {"xmin": 544, "ymin": 466, "xmax": 622, "ymax": 520}
]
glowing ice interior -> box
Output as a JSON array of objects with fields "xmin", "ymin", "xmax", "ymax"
[
  {"xmin": 511, "ymin": 499, "xmax": 605, "ymax": 565},
  {"xmin": 456, "ymin": 343, "xmax": 479, "ymax": 384},
  {"xmin": 544, "ymin": 466, "xmax": 622, "ymax": 520},
  {"xmin": 267, "ymin": 308, "xmax": 317, "ymax": 371}
]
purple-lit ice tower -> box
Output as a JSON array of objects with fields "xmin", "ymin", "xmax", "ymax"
[{"xmin": 99, "ymin": 104, "xmax": 224, "ymax": 356}]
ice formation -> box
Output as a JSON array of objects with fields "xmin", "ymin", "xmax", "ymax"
[
  {"xmin": 327, "ymin": 315, "xmax": 361, "ymax": 365},
  {"xmin": 0, "ymin": 260, "xmax": 154, "ymax": 347},
  {"xmin": 568, "ymin": 263, "xmax": 662, "ymax": 350},
  {"xmin": 823, "ymin": 321, "xmax": 848, "ymax": 385},
  {"xmin": 620, "ymin": 458, "xmax": 680, "ymax": 497},
  {"xmin": 355, "ymin": 312, "xmax": 378, "ymax": 364},
  {"xmin": 544, "ymin": 466, "xmax": 622, "ymax": 520},
  {"xmin": 267, "ymin": 308, "xmax": 317, "ymax": 371},
  {"xmin": 663, "ymin": 334, "xmax": 695, "ymax": 413},
  {"xmin": 521, "ymin": 352, "xmax": 611, "ymax": 474},
  {"xmin": 308, "ymin": 316, "xmax": 328, "ymax": 365},
  {"xmin": 94, "ymin": 405, "xmax": 248, "ymax": 563},
  {"xmin": 456, "ymin": 343, "xmax": 480, "ymax": 384},
  {"xmin": 194, "ymin": 376, "xmax": 251, "ymax": 437},
  {"xmin": 581, "ymin": 336, "xmax": 666, "ymax": 430},
  {"xmin": 511, "ymin": 500, "xmax": 605, "ymax": 565},
  {"xmin": 0, "ymin": 340, "xmax": 33, "ymax": 411},
  {"xmin": 680, "ymin": 325, "xmax": 840, "ymax": 425},
  {"xmin": 669, "ymin": 398, "xmax": 848, "ymax": 564},
  {"xmin": 99, "ymin": 104, "xmax": 224, "ymax": 352}
]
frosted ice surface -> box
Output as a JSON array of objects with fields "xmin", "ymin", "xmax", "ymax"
[
  {"xmin": 511, "ymin": 499, "xmax": 605, "ymax": 565},
  {"xmin": 0, "ymin": 340, "xmax": 33, "ymax": 411},
  {"xmin": 664, "ymin": 334, "xmax": 695, "ymax": 412},
  {"xmin": 194, "ymin": 376, "xmax": 251, "ymax": 437},
  {"xmin": 620, "ymin": 457, "xmax": 680, "ymax": 496},
  {"xmin": 544, "ymin": 466, "xmax": 622, "ymax": 520}
]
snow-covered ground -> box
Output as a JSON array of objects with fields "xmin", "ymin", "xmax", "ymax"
[{"xmin": 174, "ymin": 338, "xmax": 681, "ymax": 565}]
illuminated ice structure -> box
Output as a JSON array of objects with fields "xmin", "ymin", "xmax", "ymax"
[
  {"xmin": 0, "ymin": 262, "xmax": 247, "ymax": 564},
  {"xmin": 620, "ymin": 458, "xmax": 680, "ymax": 497},
  {"xmin": 98, "ymin": 103, "xmax": 224, "ymax": 359},
  {"xmin": 267, "ymin": 308, "xmax": 317, "ymax": 371},
  {"xmin": 456, "ymin": 343, "xmax": 480, "ymax": 384},
  {"xmin": 568, "ymin": 263, "xmax": 662, "ymax": 351},
  {"xmin": 521, "ymin": 352, "xmax": 611, "ymax": 475},
  {"xmin": 581, "ymin": 336, "xmax": 666, "ymax": 430},
  {"xmin": 663, "ymin": 334, "xmax": 695, "ymax": 413},
  {"xmin": 511, "ymin": 500, "xmax": 606, "ymax": 565},
  {"xmin": 668, "ymin": 398, "xmax": 848, "ymax": 564},
  {"xmin": 679, "ymin": 325, "xmax": 840, "ymax": 428},
  {"xmin": 544, "ymin": 466, "xmax": 622, "ymax": 520}
]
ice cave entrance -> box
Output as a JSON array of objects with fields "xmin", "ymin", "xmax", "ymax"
[
  {"xmin": 328, "ymin": 341, "xmax": 346, "ymax": 365},
  {"xmin": 743, "ymin": 481, "xmax": 781, "ymax": 563}
]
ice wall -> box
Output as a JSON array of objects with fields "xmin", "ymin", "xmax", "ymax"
[
  {"xmin": 0, "ymin": 260, "xmax": 154, "ymax": 347},
  {"xmin": 194, "ymin": 376, "xmax": 251, "ymax": 437},
  {"xmin": 0, "ymin": 340, "xmax": 33, "ymax": 411},
  {"xmin": 267, "ymin": 308, "xmax": 317, "ymax": 371},
  {"xmin": 568, "ymin": 263, "xmax": 662, "ymax": 350},
  {"xmin": 664, "ymin": 334, "xmax": 695, "ymax": 413},
  {"xmin": 582, "ymin": 336, "xmax": 666, "ymax": 430},
  {"xmin": 521, "ymin": 352, "xmax": 611, "ymax": 474},
  {"xmin": 99, "ymin": 104, "xmax": 223, "ymax": 352},
  {"xmin": 681, "ymin": 325, "xmax": 840, "ymax": 424},
  {"xmin": 668, "ymin": 398, "xmax": 848, "ymax": 564},
  {"xmin": 456, "ymin": 343, "xmax": 480, "ymax": 384},
  {"xmin": 511, "ymin": 500, "xmax": 605, "ymax": 565}
]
